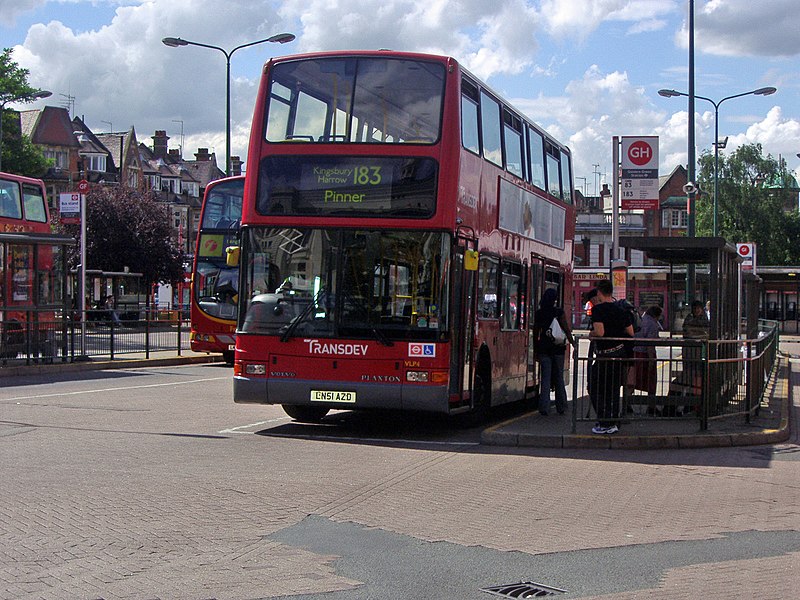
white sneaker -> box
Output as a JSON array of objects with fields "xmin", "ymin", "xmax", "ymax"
[{"xmin": 592, "ymin": 424, "xmax": 619, "ymax": 434}]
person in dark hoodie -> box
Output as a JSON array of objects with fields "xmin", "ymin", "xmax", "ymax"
[{"xmin": 532, "ymin": 288, "xmax": 575, "ymax": 416}]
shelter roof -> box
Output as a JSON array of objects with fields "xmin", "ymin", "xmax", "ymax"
[{"xmin": 619, "ymin": 236, "xmax": 741, "ymax": 264}]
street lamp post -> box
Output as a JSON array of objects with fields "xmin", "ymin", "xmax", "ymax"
[
  {"xmin": 162, "ymin": 33, "xmax": 295, "ymax": 176},
  {"xmin": 658, "ymin": 86, "xmax": 777, "ymax": 236},
  {"xmin": 0, "ymin": 89, "xmax": 52, "ymax": 171}
]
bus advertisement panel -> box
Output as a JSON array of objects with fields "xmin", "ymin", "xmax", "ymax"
[
  {"xmin": 232, "ymin": 51, "xmax": 575, "ymax": 422},
  {"xmin": 190, "ymin": 175, "xmax": 245, "ymax": 366}
]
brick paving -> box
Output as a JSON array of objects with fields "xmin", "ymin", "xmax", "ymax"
[{"xmin": 0, "ymin": 350, "xmax": 798, "ymax": 598}]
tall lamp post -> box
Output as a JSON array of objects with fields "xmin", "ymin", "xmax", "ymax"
[
  {"xmin": 0, "ymin": 89, "xmax": 52, "ymax": 171},
  {"xmin": 658, "ymin": 86, "xmax": 777, "ymax": 236},
  {"xmin": 162, "ymin": 33, "xmax": 295, "ymax": 176}
]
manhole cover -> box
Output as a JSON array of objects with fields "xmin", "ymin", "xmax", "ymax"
[{"xmin": 481, "ymin": 581, "xmax": 566, "ymax": 598}]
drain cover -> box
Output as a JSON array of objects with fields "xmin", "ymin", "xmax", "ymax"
[{"xmin": 481, "ymin": 581, "xmax": 566, "ymax": 598}]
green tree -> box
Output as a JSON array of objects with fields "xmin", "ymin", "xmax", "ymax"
[
  {"xmin": 57, "ymin": 185, "xmax": 185, "ymax": 287},
  {"xmin": 696, "ymin": 143, "xmax": 800, "ymax": 265},
  {"xmin": 0, "ymin": 47, "xmax": 49, "ymax": 174}
]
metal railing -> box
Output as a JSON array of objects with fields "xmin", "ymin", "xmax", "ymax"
[
  {"xmin": 0, "ymin": 309, "xmax": 191, "ymax": 367},
  {"xmin": 570, "ymin": 320, "xmax": 779, "ymax": 431}
]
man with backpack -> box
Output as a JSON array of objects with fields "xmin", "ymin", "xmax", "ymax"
[{"xmin": 588, "ymin": 279, "xmax": 635, "ymax": 434}]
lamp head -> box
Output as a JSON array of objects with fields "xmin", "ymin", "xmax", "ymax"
[
  {"xmin": 658, "ymin": 89, "xmax": 682, "ymax": 98},
  {"xmin": 266, "ymin": 33, "xmax": 296, "ymax": 44},
  {"xmin": 162, "ymin": 37, "xmax": 188, "ymax": 47},
  {"xmin": 32, "ymin": 90, "xmax": 52, "ymax": 100},
  {"xmin": 753, "ymin": 86, "xmax": 777, "ymax": 96}
]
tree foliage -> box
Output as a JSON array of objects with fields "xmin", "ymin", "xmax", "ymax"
[
  {"xmin": 57, "ymin": 185, "xmax": 185, "ymax": 286},
  {"xmin": 696, "ymin": 143, "xmax": 800, "ymax": 265},
  {"xmin": 1, "ymin": 48, "xmax": 49, "ymax": 174}
]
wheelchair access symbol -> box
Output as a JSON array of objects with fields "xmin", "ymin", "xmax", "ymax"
[{"xmin": 408, "ymin": 343, "xmax": 435, "ymax": 358}]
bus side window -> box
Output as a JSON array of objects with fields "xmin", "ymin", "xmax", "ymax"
[
  {"xmin": 0, "ymin": 184, "xmax": 22, "ymax": 219},
  {"xmin": 22, "ymin": 184, "xmax": 47, "ymax": 223},
  {"xmin": 477, "ymin": 255, "xmax": 499, "ymax": 319}
]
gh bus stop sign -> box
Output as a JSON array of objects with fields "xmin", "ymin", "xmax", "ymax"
[{"xmin": 621, "ymin": 136, "xmax": 659, "ymax": 210}]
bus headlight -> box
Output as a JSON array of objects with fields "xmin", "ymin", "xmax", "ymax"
[
  {"xmin": 406, "ymin": 371, "xmax": 429, "ymax": 382},
  {"xmin": 245, "ymin": 364, "xmax": 267, "ymax": 375}
]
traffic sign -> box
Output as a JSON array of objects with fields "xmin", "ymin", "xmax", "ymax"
[{"xmin": 78, "ymin": 179, "xmax": 89, "ymax": 194}]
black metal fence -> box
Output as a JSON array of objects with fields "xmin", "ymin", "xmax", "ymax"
[
  {"xmin": 570, "ymin": 320, "xmax": 780, "ymax": 431},
  {"xmin": 0, "ymin": 309, "xmax": 191, "ymax": 367}
]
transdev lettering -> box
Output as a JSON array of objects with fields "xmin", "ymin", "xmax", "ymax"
[{"xmin": 305, "ymin": 339, "xmax": 369, "ymax": 356}]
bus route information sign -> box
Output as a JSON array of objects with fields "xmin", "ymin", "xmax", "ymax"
[{"xmin": 621, "ymin": 136, "xmax": 659, "ymax": 210}]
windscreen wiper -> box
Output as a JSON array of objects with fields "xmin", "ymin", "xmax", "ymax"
[{"xmin": 279, "ymin": 287, "xmax": 327, "ymax": 342}]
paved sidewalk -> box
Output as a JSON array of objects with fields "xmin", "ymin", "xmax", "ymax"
[
  {"xmin": 3, "ymin": 343, "xmax": 795, "ymax": 451},
  {"xmin": 482, "ymin": 355, "xmax": 793, "ymax": 450},
  {"xmin": 0, "ymin": 349, "xmax": 223, "ymax": 378}
]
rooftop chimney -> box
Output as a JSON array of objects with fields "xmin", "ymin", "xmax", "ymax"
[
  {"xmin": 230, "ymin": 156, "xmax": 243, "ymax": 177},
  {"xmin": 152, "ymin": 130, "xmax": 169, "ymax": 159},
  {"xmin": 195, "ymin": 148, "xmax": 211, "ymax": 162}
]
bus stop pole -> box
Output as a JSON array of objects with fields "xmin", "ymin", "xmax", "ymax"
[
  {"xmin": 611, "ymin": 136, "xmax": 620, "ymax": 261},
  {"xmin": 79, "ymin": 193, "xmax": 87, "ymax": 359}
]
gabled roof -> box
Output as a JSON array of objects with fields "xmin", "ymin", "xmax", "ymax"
[
  {"xmin": 96, "ymin": 131, "xmax": 134, "ymax": 170},
  {"xmin": 180, "ymin": 159, "xmax": 224, "ymax": 188},
  {"xmin": 659, "ymin": 164, "xmax": 686, "ymax": 191},
  {"xmin": 19, "ymin": 106, "xmax": 80, "ymax": 148},
  {"xmin": 71, "ymin": 116, "xmax": 112, "ymax": 157}
]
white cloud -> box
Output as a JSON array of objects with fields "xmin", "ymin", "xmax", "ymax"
[
  {"xmin": 683, "ymin": 0, "xmax": 800, "ymax": 57},
  {"xmin": 0, "ymin": 0, "xmax": 44, "ymax": 27}
]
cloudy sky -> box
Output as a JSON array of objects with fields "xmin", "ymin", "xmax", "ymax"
[{"xmin": 3, "ymin": 0, "xmax": 799, "ymax": 193}]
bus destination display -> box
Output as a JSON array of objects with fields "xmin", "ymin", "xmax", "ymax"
[{"xmin": 259, "ymin": 156, "xmax": 437, "ymax": 218}]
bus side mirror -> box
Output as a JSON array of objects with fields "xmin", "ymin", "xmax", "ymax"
[
  {"xmin": 226, "ymin": 246, "xmax": 240, "ymax": 267},
  {"xmin": 464, "ymin": 249, "xmax": 478, "ymax": 271}
]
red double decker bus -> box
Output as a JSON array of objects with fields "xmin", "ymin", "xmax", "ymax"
[
  {"xmin": 1, "ymin": 171, "xmax": 73, "ymax": 360},
  {"xmin": 190, "ymin": 175, "xmax": 244, "ymax": 366},
  {"xmin": 233, "ymin": 51, "xmax": 575, "ymax": 422}
]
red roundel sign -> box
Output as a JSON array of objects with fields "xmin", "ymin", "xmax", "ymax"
[
  {"xmin": 738, "ymin": 245, "xmax": 751, "ymax": 257},
  {"xmin": 627, "ymin": 141, "xmax": 654, "ymax": 166}
]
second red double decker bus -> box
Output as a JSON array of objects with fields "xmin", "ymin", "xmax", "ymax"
[
  {"xmin": 190, "ymin": 175, "xmax": 244, "ymax": 366},
  {"xmin": 233, "ymin": 51, "xmax": 575, "ymax": 422}
]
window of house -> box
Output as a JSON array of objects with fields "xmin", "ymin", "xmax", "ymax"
[{"xmin": 662, "ymin": 209, "xmax": 688, "ymax": 228}]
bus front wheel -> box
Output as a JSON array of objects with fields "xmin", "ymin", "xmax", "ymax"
[{"xmin": 282, "ymin": 404, "xmax": 330, "ymax": 423}]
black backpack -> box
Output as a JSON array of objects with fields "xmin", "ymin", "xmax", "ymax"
[{"xmin": 614, "ymin": 299, "xmax": 641, "ymax": 333}]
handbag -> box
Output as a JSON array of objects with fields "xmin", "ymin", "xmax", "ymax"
[{"xmin": 547, "ymin": 316, "xmax": 567, "ymax": 346}]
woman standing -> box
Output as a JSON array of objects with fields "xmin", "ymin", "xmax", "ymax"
[
  {"xmin": 533, "ymin": 288, "xmax": 575, "ymax": 416},
  {"xmin": 627, "ymin": 305, "xmax": 662, "ymax": 406}
]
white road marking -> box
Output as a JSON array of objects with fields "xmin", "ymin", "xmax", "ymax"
[
  {"xmin": 2, "ymin": 377, "xmax": 229, "ymax": 402},
  {"xmin": 219, "ymin": 417, "xmax": 291, "ymax": 433}
]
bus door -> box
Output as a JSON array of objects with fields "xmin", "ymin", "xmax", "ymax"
[
  {"xmin": 449, "ymin": 241, "xmax": 477, "ymax": 406},
  {"xmin": 526, "ymin": 256, "xmax": 544, "ymax": 393}
]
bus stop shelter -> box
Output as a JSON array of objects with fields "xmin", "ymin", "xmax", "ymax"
[
  {"xmin": 619, "ymin": 236, "xmax": 762, "ymax": 425},
  {"xmin": 619, "ymin": 236, "xmax": 752, "ymax": 340}
]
